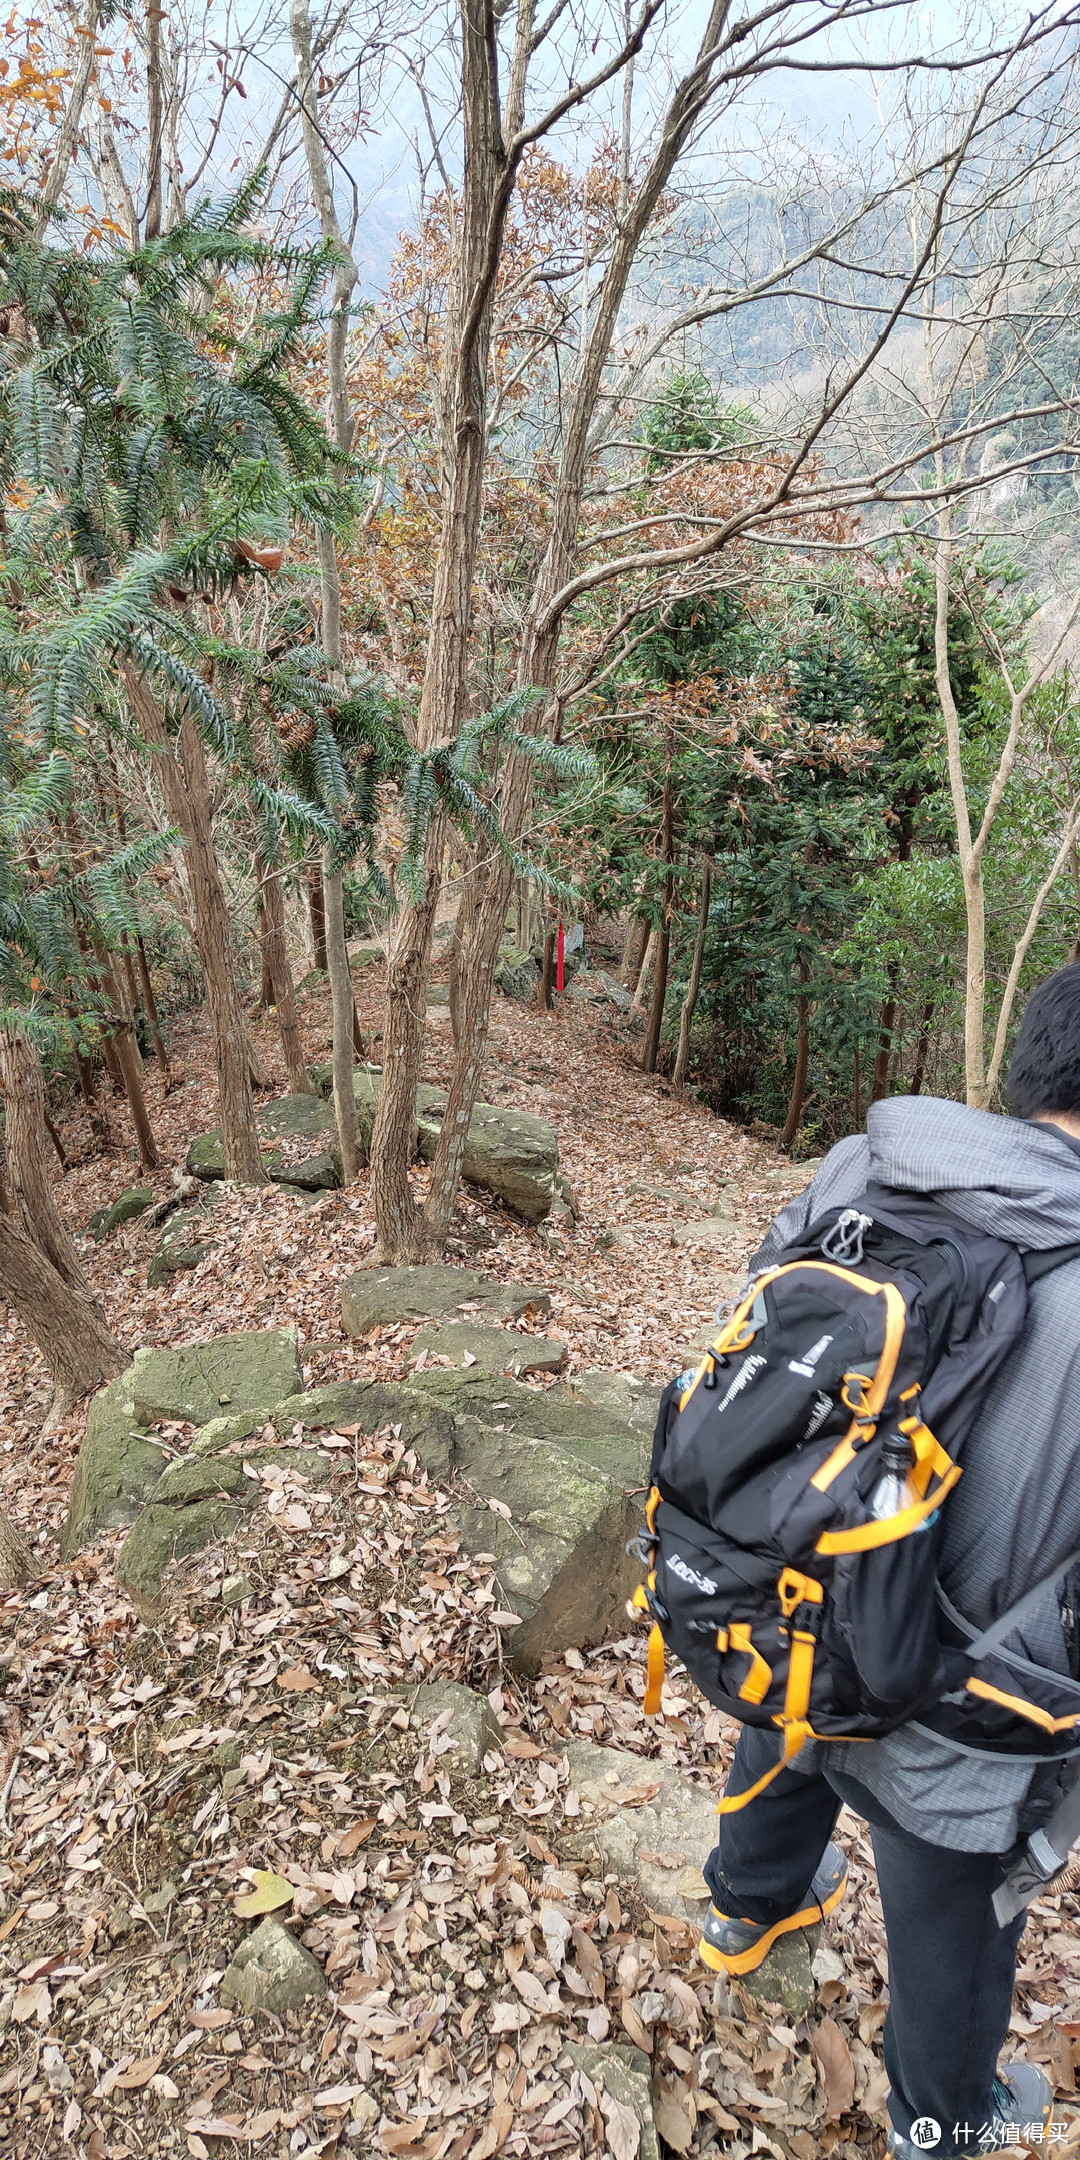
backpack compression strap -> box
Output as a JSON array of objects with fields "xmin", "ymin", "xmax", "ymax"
[{"xmin": 715, "ymin": 1573, "xmax": 825, "ymax": 1814}]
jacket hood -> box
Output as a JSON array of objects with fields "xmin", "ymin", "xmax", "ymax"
[{"xmin": 865, "ymin": 1095, "xmax": 1080, "ymax": 1249}]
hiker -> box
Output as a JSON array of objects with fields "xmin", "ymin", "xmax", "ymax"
[{"xmin": 644, "ymin": 962, "xmax": 1080, "ymax": 2159}]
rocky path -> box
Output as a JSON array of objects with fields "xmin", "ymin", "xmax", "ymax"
[{"xmin": 2, "ymin": 965, "xmax": 1079, "ymax": 2160}]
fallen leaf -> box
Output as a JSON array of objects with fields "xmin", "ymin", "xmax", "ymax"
[
  {"xmin": 276, "ymin": 1666, "xmax": 320, "ymax": 1692},
  {"xmin": 335, "ymin": 1818, "xmax": 377, "ymax": 1857},
  {"xmin": 62, "ymin": 2097, "xmax": 82, "ymax": 2142},
  {"xmin": 234, "ymin": 1871, "xmax": 295, "ymax": 1918},
  {"xmin": 600, "ymin": 2088, "xmax": 641, "ymax": 2160},
  {"xmin": 813, "ymin": 2013, "xmax": 855, "ymax": 2122},
  {"xmin": 652, "ymin": 2083, "xmax": 694, "ymax": 2153},
  {"xmin": 608, "ymin": 1779, "xmax": 662, "ymax": 1807},
  {"xmin": 189, "ymin": 2006, "xmax": 235, "ymax": 2030},
  {"xmin": 113, "ymin": 2053, "xmax": 165, "ymax": 2090},
  {"xmin": 489, "ymin": 2000, "xmax": 530, "ymax": 2032}
]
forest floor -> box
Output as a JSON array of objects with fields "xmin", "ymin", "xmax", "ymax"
[{"xmin": 1, "ymin": 953, "xmax": 1079, "ymax": 2160}]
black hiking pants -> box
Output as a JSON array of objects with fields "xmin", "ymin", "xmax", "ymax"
[{"xmin": 706, "ymin": 1727, "xmax": 1027, "ymax": 2155}]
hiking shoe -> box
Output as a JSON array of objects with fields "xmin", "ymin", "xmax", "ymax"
[
  {"xmin": 887, "ymin": 2062, "xmax": 1052, "ymax": 2156},
  {"xmin": 698, "ymin": 1840, "xmax": 848, "ymax": 1976}
]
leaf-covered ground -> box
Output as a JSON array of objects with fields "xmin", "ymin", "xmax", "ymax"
[{"xmin": 2, "ymin": 957, "xmax": 1079, "ymax": 2160}]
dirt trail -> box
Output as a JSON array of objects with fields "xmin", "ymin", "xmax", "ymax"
[{"xmin": 1, "ymin": 972, "xmax": 1077, "ymax": 2160}]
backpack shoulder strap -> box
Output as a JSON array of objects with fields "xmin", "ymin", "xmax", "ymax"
[{"xmin": 1022, "ymin": 1241, "xmax": 1080, "ymax": 1287}]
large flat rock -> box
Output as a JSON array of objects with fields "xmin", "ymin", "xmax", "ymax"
[
  {"xmin": 412, "ymin": 1321, "xmax": 566, "ymax": 1377},
  {"xmin": 340, "ymin": 1368, "xmax": 648, "ymax": 1672},
  {"xmin": 341, "ymin": 1264, "xmax": 550, "ymax": 1334},
  {"xmin": 187, "ymin": 1094, "xmax": 339, "ymax": 1189},
  {"xmin": 129, "ymin": 1329, "xmax": 302, "ymax": 1425},
  {"xmin": 563, "ymin": 1740, "xmax": 717, "ymax": 1921}
]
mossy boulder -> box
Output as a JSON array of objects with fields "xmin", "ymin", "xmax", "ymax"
[
  {"xmin": 341, "ymin": 1263, "xmax": 551, "ymax": 1334},
  {"xmin": 61, "ymin": 1329, "xmax": 303, "ymax": 1558},
  {"xmin": 344, "ymin": 1366, "xmax": 648, "ymax": 1671},
  {"xmin": 116, "ymin": 1444, "xmax": 333, "ymax": 1603},
  {"xmin": 412, "ymin": 1321, "xmax": 566, "ymax": 1377},
  {"xmin": 129, "ymin": 1329, "xmax": 302, "ymax": 1425},
  {"xmin": 221, "ymin": 1917, "xmax": 327, "ymax": 2015},
  {"xmin": 494, "ymin": 943, "xmax": 540, "ymax": 1002},
  {"xmin": 309, "ymin": 1064, "xmax": 558, "ymax": 1220},
  {"xmin": 186, "ymin": 1094, "xmax": 340, "ymax": 1188},
  {"xmin": 89, "ymin": 1187, "xmax": 155, "ymax": 1241},
  {"xmin": 60, "ymin": 1370, "xmax": 163, "ymax": 1558}
]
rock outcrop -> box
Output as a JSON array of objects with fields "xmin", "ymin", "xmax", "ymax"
[{"xmin": 340, "ymin": 1263, "xmax": 550, "ymax": 1334}]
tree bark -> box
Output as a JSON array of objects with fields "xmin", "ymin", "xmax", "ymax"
[
  {"xmin": 256, "ymin": 855, "xmax": 312, "ymax": 1093},
  {"xmin": 642, "ymin": 745, "xmax": 674, "ymax": 1076},
  {"xmin": 0, "ymin": 1031, "xmax": 92, "ymax": 1292},
  {"xmin": 0, "ymin": 1207, "xmax": 125, "ymax": 1423},
  {"xmin": 539, "ymin": 929, "xmax": 556, "ymax": 1010},
  {"xmin": 781, "ymin": 961, "xmax": 811, "ymax": 1152},
  {"xmin": 673, "ymin": 858, "xmax": 711, "ymax": 1089},
  {"xmin": 871, "ymin": 965, "xmax": 899, "ymax": 1104},
  {"xmin": 325, "ymin": 857, "xmax": 361, "ymax": 1181},
  {"xmin": 909, "ymin": 998, "xmax": 935, "ymax": 1096},
  {"xmin": 96, "ymin": 948, "xmax": 159, "ymax": 1171},
  {"xmin": 307, "ymin": 865, "xmax": 328, "ymax": 971},
  {"xmin": 624, "ymin": 915, "xmax": 650, "ymax": 993},
  {"xmin": 32, "ymin": 3, "xmax": 100, "ymax": 238},
  {"xmin": 135, "ymin": 935, "xmax": 170, "ymax": 1087},
  {"xmin": 0, "ymin": 1505, "xmax": 33, "ymax": 1589},
  {"xmin": 124, "ymin": 667, "xmax": 268, "ymax": 1182}
]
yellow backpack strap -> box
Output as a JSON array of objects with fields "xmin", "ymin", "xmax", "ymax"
[
  {"xmin": 717, "ymin": 1573, "xmax": 824, "ymax": 1815},
  {"xmin": 643, "ymin": 1624, "xmax": 665, "ymax": 1717}
]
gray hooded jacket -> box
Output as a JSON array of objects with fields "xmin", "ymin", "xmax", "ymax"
[{"xmin": 753, "ymin": 1095, "xmax": 1080, "ymax": 1851}]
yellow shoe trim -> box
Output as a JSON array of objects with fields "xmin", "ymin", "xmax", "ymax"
[{"xmin": 697, "ymin": 1870, "xmax": 847, "ymax": 1977}]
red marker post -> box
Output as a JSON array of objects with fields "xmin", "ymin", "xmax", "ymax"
[{"xmin": 556, "ymin": 920, "xmax": 565, "ymax": 994}]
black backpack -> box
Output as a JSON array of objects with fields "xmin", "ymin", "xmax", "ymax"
[{"xmin": 633, "ymin": 1187, "xmax": 1080, "ymax": 1815}]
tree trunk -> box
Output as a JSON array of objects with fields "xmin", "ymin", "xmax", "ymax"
[
  {"xmin": 256, "ymin": 856, "xmax": 312, "ymax": 1093},
  {"xmin": 630, "ymin": 929, "xmax": 654, "ymax": 1014},
  {"xmin": 0, "ymin": 1207, "xmax": 125, "ymax": 1423},
  {"xmin": 673, "ymin": 858, "xmax": 711, "ymax": 1089},
  {"xmin": 135, "ymin": 935, "xmax": 170, "ymax": 1087},
  {"xmin": 124, "ymin": 668, "xmax": 268, "ymax": 1182},
  {"xmin": 642, "ymin": 747, "xmax": 674, "ymax": 1076},
  {"xmin": 0, "ymin": 1032, "xmax": 93, "ymax": 1291},
  {"xmin": 539, "ymin": 929, "xmax": 555, "ymax": 1010},
  {"xmin": 624, "ymin": 915, "xmax": 650, "ymax": 994},
  {"xmin": 307, "ymin": 866, "xmax": 328, "ymax": 972},
  {"xmin": 0, "ymin": 1505, "xmax": 33, "ymax": 1589},
  {"xmin": 871, "ymin": 965, "xmax": 899, "ymax": 1104},
  {"xmin": 370, "ymin": 858, "xmax": 444, "ymax": 1255},
  {"xmin": 352, "ymin": 999, "xmax": 366, "ymax": 1059},
  {"xmin": 910, "ymin": 998, "xmax": 935, "ymax": 1096},
  {"xmin": 781, "ymin": 963, "xmax": 811, "ymax": 1152},
  {"xmin": 325, "ymin": 858, "xmax": 361, "ymax": 1181},
  {"xmin": 96, "ymin": 949, "xmax": 159, "ymax": 1171}
]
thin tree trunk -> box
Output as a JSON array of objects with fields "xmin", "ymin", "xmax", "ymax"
[
  {"xmin": 781, "ymin": 962, "xmax": 811, "ymax": 1152},
  {"xmin": 630, "ymin": 929, "xmax": 655, "ymax": 1014},
  {"xmin": 624, "ymin": 915, "xmax": 650, "ymax": 994},
  {"xmin": 256, "ymin": 856, "xmax": 311, "ymax": 1093},
  {"xmin": 0, "ymin": 1032, "xmax": 92, "ymax": 1291},
  {"xmin": 96, "ymin": 949, "xmax": 159, "ymax": 1171},
  {"xmin": 32, "ymin": 3, "xmax": 100, "ymax": 238},
  {"xmin": 871, "ymin": 965, "xmax": 899, "ymax": 1103},
  {"xmin": 135, "ymin": 935, "xmax": 169, "ymax": 1086},
  {"xmin": 307, "ymin": 866, "xmax": 328, "ymax": 972},
  {"xmin": 143, "ymin": 0, "xmax": 164, "ymax": 240},
  {"xmin": 539, "ymin": 929, "xmax": 555, "ymax": 1011},
  {"xmin": 124, "ymin": 667, "xmax": 268, "ymax": 1183},
  {"xmin": 910, "ymin": 999, "xmax": 934, "ymax": 1096},
  {"xmin": 673, "ymin": 859, "xmax": 711, "ymax": 1089},
  {"xmin": 642, "ymin": 746, "xmax": 674, "ymax": 1077},
  {"xmin": 325, "ymin": 858, "xmax": 361, "ymax": 1181},
  {"xmin": 43, "ymin": 1105, "xmax": 67, "ymax": 1172},
  {"xmin": 0, "ymin": 1207, "xmax": 125, "ymax": 1423},
  {"xmin": 0, "ymin": 1506, "xmax": 33, "ymax": 1589}
]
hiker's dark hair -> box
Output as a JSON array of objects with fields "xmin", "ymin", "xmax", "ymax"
[{"xmin": 1007, "ymin": 960, "xmax": 1080, "ymax": 1118}]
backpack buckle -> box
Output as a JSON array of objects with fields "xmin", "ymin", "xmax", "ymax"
[{"xmin": 820, "ymin": 1209, "xmax": 873, "ymax": 1264}]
